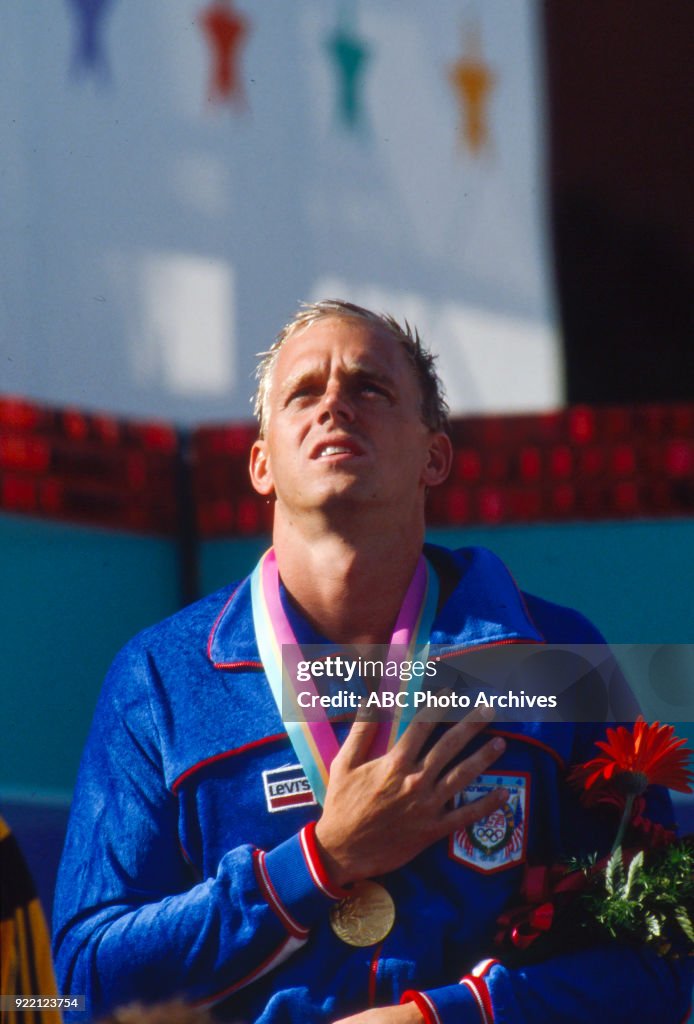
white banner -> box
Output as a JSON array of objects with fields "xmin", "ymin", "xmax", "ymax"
[{"xmin": 0, "ymin": 1, "xmax": 561, "ymax": 423}]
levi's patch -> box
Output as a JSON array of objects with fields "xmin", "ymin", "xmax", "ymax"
[
  {"xmin": 262, "ymin": 765, "xmax": 317, "ymax": 813},
  {"xmin": 449, "ymin": 772, "xmax": 530, "ymax": 873}
]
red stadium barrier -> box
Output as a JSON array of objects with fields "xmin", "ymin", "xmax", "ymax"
[{"xmin": 1, "ymin": 396, "xmax": 692, "ymax": 537}]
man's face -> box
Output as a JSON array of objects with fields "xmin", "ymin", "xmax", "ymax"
[{"xmin": 249, "ymin": 316, "xmax": 451, "ymax": 520}]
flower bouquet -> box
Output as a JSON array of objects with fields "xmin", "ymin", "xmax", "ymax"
[{"xmin": 495, "ymin": 719, "xmax": 694, "ymax": 964}]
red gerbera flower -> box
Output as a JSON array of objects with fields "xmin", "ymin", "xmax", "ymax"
[{"xmin": 570, "ymin": 718, "xmax": 693, "ymax": 797}]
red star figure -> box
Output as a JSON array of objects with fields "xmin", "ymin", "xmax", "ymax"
[{"xmin": 199, "ymin": 0, "xmax": 249, "ymax": 106}]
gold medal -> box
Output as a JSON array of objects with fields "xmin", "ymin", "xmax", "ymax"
[{"xmin": 329, "ymin": 880, "xmax": 395, "ymax": 947}]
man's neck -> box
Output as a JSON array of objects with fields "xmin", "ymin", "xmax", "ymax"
[{"xmin": 272, "ymin": 515, "xmax": 426, "ymax": 644}]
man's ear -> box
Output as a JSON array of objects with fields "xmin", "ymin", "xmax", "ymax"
[
  {"xmin": 249, "ymin": 439, "xmax": 275, "ymax": 496},
  {"xmin": 422, "ymin": 431, "xmax": 453, "ymax": 488}
]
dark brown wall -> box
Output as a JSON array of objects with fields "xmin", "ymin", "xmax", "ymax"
[{"xmin": 543, "ymin": 0, "xmax": 694, "ymax": 402}]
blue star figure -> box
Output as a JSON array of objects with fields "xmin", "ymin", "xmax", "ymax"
[{"xmin": 66, "ymin": 0, "xmax": 117, "ymax": 81}]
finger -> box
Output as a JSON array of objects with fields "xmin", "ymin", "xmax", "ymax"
[
  {"xmin": 439, "ymin": 736, "xmax": 506, "ymax": 802},
  {"xmin": 338, "ymin": 718, "xmax": 381, "ymax": 769},
  {"xmin": 421, "ymin": 706, "xmax": 495, "ymax": 777},
  {"xmin": 445, "ymin": 785, "xmax": 509, "ymax": 832},
  {"xmin": 391, "ymin": 692, "xmax": 452, "ymax": 762}
]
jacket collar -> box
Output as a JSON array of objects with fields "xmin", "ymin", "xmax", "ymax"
[{"xmin": 207, "ymin": 544, "xmax": 544, "ymax": 669}]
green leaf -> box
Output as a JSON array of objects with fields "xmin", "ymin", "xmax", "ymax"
[
  {"xmin": 606, "ymin": 848, "xmax": 624, "ymax": 896},
  {"xmin": 675, "ymin": 908, "xmax": 694, "ymax": 944},
  {"xmin": 624, "ymin": 850, "xmax": 644, "ymax": 898},
  {"xmin": 645, "ymin": 913, "xmax": 662, "ymax": 938}
]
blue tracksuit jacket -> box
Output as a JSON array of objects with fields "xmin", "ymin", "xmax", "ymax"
[{"xmin": 52, "ymin": 546, "xmax": 693, "ymax": 1023}]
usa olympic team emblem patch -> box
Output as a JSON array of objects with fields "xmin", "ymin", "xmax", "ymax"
[{"xmin": 449, "ymin": 772, "xmax": 530, "ymax": 873}]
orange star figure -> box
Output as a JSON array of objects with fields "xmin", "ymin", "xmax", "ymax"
[
  {"xmin": 199, "ymin": 0, "xmax": 249, "ymax": 106},
  {"xmin": 449, "ymin": 28, "xmax": 495, "ymax": 153}
]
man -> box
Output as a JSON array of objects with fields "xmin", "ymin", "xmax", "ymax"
[{"xmin": 54, "ymin": 300, "xmax": 691, "ymax": 1023}]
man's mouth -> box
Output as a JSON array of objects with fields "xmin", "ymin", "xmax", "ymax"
[
  {"xmin": 311, "ymin": 439, "xmax": 365, "ymax": 459},
  {"xmin": 319, "ymin": 445, "xmax": 354, "ymax": 457}
]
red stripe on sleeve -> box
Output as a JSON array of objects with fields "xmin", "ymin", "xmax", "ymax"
[
  {"xmin": 460, "ymin": 976, "xmax": 493, "ymax": 1024},
  {"xmin": 253, "ymin": 849, "xmax": 310, "ymax": 940},
  {"xmin": 300, "ymin": 822, "xmax": 350, "ymax": 899},
  {"xmin": 400, "ymin": 990, "xmax": 443, "ymax": 1024}
]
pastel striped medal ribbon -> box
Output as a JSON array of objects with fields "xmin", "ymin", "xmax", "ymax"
[{"xmin": 250, "ymin": 548, "xmax": 439, "ymax": 806}]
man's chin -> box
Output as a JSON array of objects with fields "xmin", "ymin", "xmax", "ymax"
[
  {"xmin": 316, "ymin": 484, "xmax": 368, "ymax": 507},
  {"xmin": 303, "ymin": 481, "xmax": 376, "ymax": 514}
]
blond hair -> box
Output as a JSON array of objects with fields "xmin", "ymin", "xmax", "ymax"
[{"xmin": 253, "ymin": 299, "xmax": 449, "ymax": 437}]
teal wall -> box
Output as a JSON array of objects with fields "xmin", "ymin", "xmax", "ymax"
[
  {"xmin": 0, "ymin": 514, "xmax": 179, "ymax": 798},
  {"xmin": 2, "ymin": 515, "xmax": 693, "ymax": 799},
  {"xmin": 425, "ymin": 520, "xmax": 694, "ymax": 645}
]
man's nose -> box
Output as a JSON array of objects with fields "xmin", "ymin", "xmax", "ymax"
[{"xmin": 317, "ymin": 381, "xmax": 355, "ymax": 424}]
